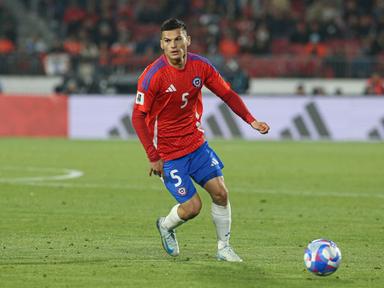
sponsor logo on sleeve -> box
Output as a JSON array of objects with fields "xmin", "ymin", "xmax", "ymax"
[{"xmin": 135, "ymin": 91, "xmax": 144, "ymax": 105}]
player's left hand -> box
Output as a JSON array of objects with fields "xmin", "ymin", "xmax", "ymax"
[
  {"xmin": 251, "ymin": 120, "xmax": 270, "ymax": 134},
  {"xmin": 149, "ymin": 159, "xmax": 164, "ymax": 177}
]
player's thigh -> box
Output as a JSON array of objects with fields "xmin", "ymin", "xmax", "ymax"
[
  {"xmin": 190, "ymin": 142, "xmax": 224, "ymax": 188},
  {"xmin": 163, "ymin": 159, "xmax": 197, "ymax": 203}
]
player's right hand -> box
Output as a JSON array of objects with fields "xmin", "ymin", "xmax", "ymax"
[{"xmin": 149, "ymin": 159, "xmax": 164, "ymax": 177}]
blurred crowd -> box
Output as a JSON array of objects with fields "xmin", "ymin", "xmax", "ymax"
[
  {"xmin": 1, "ymin": 0, "xmax": 384, "ymax": 94},
  {"xmin": 16, "ymin": 0, "xmax": 384, "ymax": 57}
]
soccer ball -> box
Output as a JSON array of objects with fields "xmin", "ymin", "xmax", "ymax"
[{"xmin": 304, "ymin": 239, "xmax": 342, "ymax": 276}]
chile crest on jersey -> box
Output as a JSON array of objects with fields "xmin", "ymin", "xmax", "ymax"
[{"xmin": 192, "ymin": 77, "xmax": 202, "ymax": 88}]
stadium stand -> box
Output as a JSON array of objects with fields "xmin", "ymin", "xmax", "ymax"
[{"xmin": 0, "ymin": 0, "xmax": 384, "ymax": 94}]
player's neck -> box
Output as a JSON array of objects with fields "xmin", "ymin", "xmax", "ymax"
[{"xmin": 165, "ymin": 54, "xmax": 187, "ymax": 70}]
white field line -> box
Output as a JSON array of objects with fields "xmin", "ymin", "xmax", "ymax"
[{"xmin": 0, "ymin": 166, "xmax": 84, "ymax": 183}]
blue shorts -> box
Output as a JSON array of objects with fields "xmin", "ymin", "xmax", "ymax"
[{"xmin": 162, "ymin": 142, "xmax": 224, "ymax": 203}]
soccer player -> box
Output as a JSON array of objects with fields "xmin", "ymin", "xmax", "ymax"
[{"xmin": 132, "ymin": 18, "xmax": 270, "ymax": 262}]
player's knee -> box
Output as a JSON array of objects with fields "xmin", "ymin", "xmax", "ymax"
[
  {"xmin": 213, "ymin": 186, "xmax": 228, "ymax": 206},
  {"xmin": 188, "ymin": 199, "xmax": 202, "ymax": 219},
  {"xmin": 181, "ymin": 197, "xmax": 202, "ymax": 219},
  {"xmin": 215, "ymin": 193, "xmax": 228, "ymax": 206}
]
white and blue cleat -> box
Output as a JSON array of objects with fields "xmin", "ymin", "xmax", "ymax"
[
  {"xmin": 217, "ymin": 245, "xmax": 243, "ymax": 262},
  {"xmin": 156, "ymin": 217, "xmax": 180, "ymax": 257}
]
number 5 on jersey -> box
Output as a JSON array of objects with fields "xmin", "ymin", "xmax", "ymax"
[{"xmin": 181, "ymin": 93, "xmax": 189, "ymax": 109}]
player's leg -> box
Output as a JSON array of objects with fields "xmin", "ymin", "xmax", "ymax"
[
  {"xmin": 157, "ymin": 193, "xmax": 202, "ymax": 257},
  {"xmin": 204, "ymin": 176, "xmax": 242, "ymax": 262},
  {"xmin": 190, "ymin": 142, "xmax": 242, "ymax": 262},
  {"xmin": 160, "ymin": 192, "xmax": 202, "ymax": 231},
  {"xmin": 204, "ymin": 176, "xmax": 230, "ymax": 247},
  {"xmin": 156, "ymin": 157, "xmax": 201, "ymax": 257}
]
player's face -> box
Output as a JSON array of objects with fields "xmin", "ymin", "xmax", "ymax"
[{"xmin": 160, "ymin": 28, "xmax": 191, "ymax": 67}]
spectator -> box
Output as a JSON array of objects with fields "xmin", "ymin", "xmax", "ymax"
[
  {"xmin": 222, "ymin": 58, "xmax": 250, "ymax": 94},
  {"xmin": 55, "ymin": 77, "xmax": 79, "ymax": 94},
  {"xmin": 0, "ymin": 4, "xmax": 17, "ymax": 43},
  {"xmin": 364, "ymin": 73, "xmax": 384, "ymax": 95},
  {"xmin": 0, "ymin": 35, "xmax": 15, "ymax": 54},
  {"xmin": 334, "ymin": 88, "xmax": 343, "ymax": 95},
  {"xmin": 295, "ymin": 84, "xmax": 306, "ymax": 95},
  {"xmin": 252, "ymin": 22, "xmax": 271, "ymax": 54},
  {"xmin": 6, "ymin": 0, "xmax": 384, "ymax": 84},
  {"xmin": 312, "ymin": 86, "xmax": 326, "ymax": 95},
  {"xmin": 290, "ymin": 21, "xmax": 309, "ymax": 44},
  {"xmin": 25, "ymin": 35, "xmax": 48, "ymax": 54},
  {"xmin": 218, "ymin": 31, "xmax": 240, "ymax": 58},
  {"xmin": 63, "ymin": 0, "xmax": 86, "ymax": 35},
  {"xmin": 368, "ymin": 31, "xmax": 384, "ymax": 55},
  {"xmin": 324, "ymin": 45, "xmax": 348, "ymax": 77}
]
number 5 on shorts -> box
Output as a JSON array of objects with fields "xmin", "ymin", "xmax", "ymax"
[{"xmin": 170, "ymin": 169, "xmax": 182, "ymax": 187}]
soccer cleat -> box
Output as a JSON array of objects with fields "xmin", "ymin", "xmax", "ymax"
[
  {"xmin": 156, "ymin": 217, "xmax": 180, "ymax": 257},
  {"xmin": 217, "ymin": 245, "xmax": 243, "ymax": 262}
]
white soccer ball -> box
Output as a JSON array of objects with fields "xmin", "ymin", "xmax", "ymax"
[{"xmin": 304, "ymin": 238, "xmax": 342, "ymax": 276}]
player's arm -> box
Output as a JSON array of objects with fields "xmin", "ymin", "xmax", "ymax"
[
  {"xmin": 218, "ymin": 89, "xmax": 269, "ymax": 134},
  {"xmin": 131, "ymin": 75, "xmax": 164, "ymax": 177},
  {"xmin": 131, "ymin": 109, "xmax": 164, "ymax": 177},
  {"xmin": 205, "ymin": 65, "xmax": 270, "ymax": 134}
]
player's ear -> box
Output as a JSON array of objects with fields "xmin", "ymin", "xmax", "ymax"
[
  {"xmin": 187, "ymin": 35, "xmax": 191, "ymax": 46},
  {"xmin": 160, "ymin": 32, "xmax": 165, "ymax": 50}
]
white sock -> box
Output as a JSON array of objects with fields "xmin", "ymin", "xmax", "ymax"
[
  {"xmin": 162, "ymin": 204, "xmax": 185, "ymax": 231},
  {"xmin": 211, "ymin": 201, "xmax": 231, "ymax": 250}
]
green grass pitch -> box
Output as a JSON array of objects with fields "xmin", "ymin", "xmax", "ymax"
[{"xmin": 0, "ymin": 139, "xmax": 383, "ymax": 288}]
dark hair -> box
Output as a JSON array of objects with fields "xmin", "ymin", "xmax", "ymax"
[{"xmin": 160, "ymin": 18, "xmax": 187, "ymax": 32}]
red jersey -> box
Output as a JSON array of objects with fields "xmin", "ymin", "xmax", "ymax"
[{"xmin": 133, "ymin": 52, "xmax": 255, "ymax": 161}]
